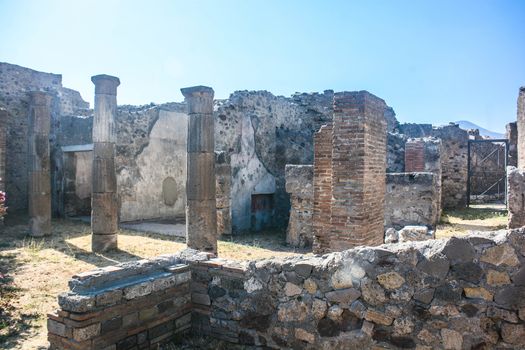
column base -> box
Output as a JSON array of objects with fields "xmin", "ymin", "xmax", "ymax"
[{"xmin": 92, "ymin": 233, "xmax": 117, "ymax": 252}]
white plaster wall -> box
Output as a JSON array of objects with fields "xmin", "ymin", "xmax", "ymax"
[
  {"xmin": 119, "ymin": 110, "xmax": 187, "ymax": 221},
  {"xmin": 230, "ymin": 113, "xmax": 276, "ymax": 232}
]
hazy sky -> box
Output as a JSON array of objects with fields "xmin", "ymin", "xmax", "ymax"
[{"xmin": 1, "ymin": 0, "xmax": 524, "ymax": 132}]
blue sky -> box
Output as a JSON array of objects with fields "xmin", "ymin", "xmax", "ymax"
[{"xmin": 1, "ymin": 0, "xmax": 524, "ymax": 132}]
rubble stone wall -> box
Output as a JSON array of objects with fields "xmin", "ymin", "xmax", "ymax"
[
  {"xmin": 0, "ymin": 62, "xmax": 89, "ymax": 211},
  {"xmin": 508, "ymin": 166, "xmax": 525, "ymax": 229},
  {"xmin": 50, "ymin": 230, "xmax": 525, "ymax": 349},
  {"xmin": 387, "ymin": 132, "xmax": 407, "ymax": 173},
  {"xmin": 285, "ymin": 165, "xmax": 313, "ymax": 247},
  {"xmin": 431, "ymin": 124, "xmax": 468, "ymax": 209},
  {"xmin": 385, "ymin": 172, "xmax": 440, "ymax": 229}
]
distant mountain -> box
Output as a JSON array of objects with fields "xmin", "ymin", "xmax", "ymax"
[{"xmin": 455, "ymin": 120, "xmax": 505, "ymax": 139}]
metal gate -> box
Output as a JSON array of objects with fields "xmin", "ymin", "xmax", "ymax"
[{"xmin": 467, "ymin": 139, "xmax": 509, "ymax": 207}]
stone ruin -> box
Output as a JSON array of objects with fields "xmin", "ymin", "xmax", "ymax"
[{"xmin": 0, "ymin": 62, "xmax": 524, "ymax": 348}]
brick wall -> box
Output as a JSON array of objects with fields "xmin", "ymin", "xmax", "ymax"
[
  {"xmin": 313, "ymin": 91, "xmax": 387, "ymax": 253},
  {"xmin": 404, "ymin": 140, "xmax": 425, "ymax": 172}
]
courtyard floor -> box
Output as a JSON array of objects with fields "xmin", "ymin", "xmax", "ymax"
[{"xmin": 0, "ymin": 206, "xmax": 508, "ymax": 349}]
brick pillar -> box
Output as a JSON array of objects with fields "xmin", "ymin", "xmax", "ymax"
[
  {"xmin": 0, "ymin": 108, "xmax": 7, "ymax": 193},
  {"xmin": 91, "ymin": 75, "xmax": 120, "ymax": 252},
  {"xmin": 517, "ymin": 87, "xmax": 525, "ymax": 168},
  {"xmin": 181, "ymin": 86, "xmax": 217, "ymax": 255},
  {"xmin": 405, "ymin": 140, "xmax": 425, "ymax": 172},
  {"xmin": 329, "ymin": 91, "xmax": 387, "ymax": 250},
  {"xmin": 28, "ymin": 91, "xmax": 52, "ymax": 236},
  {"xmin": 312, "ymin": 124, "xmax": 333, "ymax": 253}
]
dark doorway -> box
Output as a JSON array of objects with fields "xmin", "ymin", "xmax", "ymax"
[{"xmin": 251, "ymin": 193, "xmax": 274, "ymax": 232}]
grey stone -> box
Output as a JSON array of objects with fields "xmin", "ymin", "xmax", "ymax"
[{"xmin": 442, "ymin": 237, "xmax": 475, "ymax": 263}]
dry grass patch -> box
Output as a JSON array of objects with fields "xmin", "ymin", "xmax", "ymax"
[
  {"xmin": 0, "ymin": 217, "xmax": 304, "ymax": 349},
  {"xmin": 436, "ymin": 206, "xmax": 507, "ymax": 238}
]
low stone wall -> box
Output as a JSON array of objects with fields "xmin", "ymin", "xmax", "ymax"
[
  {"xmin": 47, "ymin": 250, "xmax": 212, "ymax": 349},
  {"xmin": 50, "ymin": 230, "xmax": 525, "ymax": 349},
  {"xmin": 285, "ymin": 164, "xmax": 313, "ymax": 247},
  {"xmin": 385, "ymin": 172, "xmax": 440, "ymax": 229}
]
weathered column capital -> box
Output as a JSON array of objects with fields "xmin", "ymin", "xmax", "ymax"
[
  {"xmin": 181, "ymin": 86, "xmax": 214, "ymax": 114},
  {"xmin": 91, "ymin": 74, "xmax": 120, "ymax": 95},
  {"xmin": 29, "ymin": 91, "xmax": 52, "ymax": 105}
]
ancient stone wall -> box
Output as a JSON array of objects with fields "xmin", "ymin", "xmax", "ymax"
[
  {"xmin": 517, "ymin": 87, "xmax": 525, "ymax": 168},
  {"xmin": 50, "ymin": 229, "xmax": 525, "ymax": 349},
  {"xmin": 398, "ymin": 123, "xmax": 433, "ymax": 138},
  {"xmin": 387, "ymin": 132, "xmax": 407, "ymax": 173},
  {"xmin": 431, "ymin": 124, "xmax": 468, "ymax": 209},
  {"xmin": 507, "ymin": 167, "xmax": 525, "ymax": 229},
  {"xmin": 214, "ymin": 91, "xmax": 333, "ymax": 233},
  {"xmin": 385, "ymin": 173, "xmax": 440, "ymax": 229},
  {"xmin": 0, "ymin": 62, "xmax": 89, "ymax": 211},
  {"xmin": 507, "ymin": 122, "xmax": 518, "ymax": 168},
  {"xmin": 116, "ymin": 104, "xmax": 187, "ymax": 222},
  {"xmin": 285, "ymin": 165, "xmax": 313, "ymax": 247}
]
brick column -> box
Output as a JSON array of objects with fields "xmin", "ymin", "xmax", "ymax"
[
  {"xmin": 405, "ymin": 140, "xmax": 425, "ymax": 172},
  {"xmin": 28, "ymin": 91, "xmax": 52, "ymax": 236},
  {"xmin": 312, "ymin": 124, "xmax": 333, "ymax": 253},
  {"xmin": 330, "ymin": 92, "xmax": 387, "ymax": 250},
  {"xmin": 518, "ymin": 87, "xmax": 525, "ymax": 168},
  {"xmin": 0, "ymin": 108, "xmax": 7, "ymax": 194},
  {"xmin": 181, "ymin": 86, "xmax": 217, "ymax": 254},
  {"xmin": 91, "ymin": 75, "xmax": 120, "ymax": 252}
]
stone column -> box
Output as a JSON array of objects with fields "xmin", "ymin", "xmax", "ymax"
[
  {"xmin": 91, "ymin": 75, "xmax": 120, "ymax": 252},
  {"xmin": 506, "ymin": 122, "xmax": 518, "ymax": 168},
  {"xmin": 181, "ymin": 86, "xmax": 217, "ymax": 254},
  {"xmin": 28, "ymin": 91, "xmax": 52, "ymax": 236},
  {"xmin": 517, "ymin": 87, "xmax": 525, "ymax": 168}
]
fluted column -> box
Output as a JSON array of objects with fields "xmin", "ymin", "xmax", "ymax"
[
  {"xmin": 91, "ymin": 74, "xmax": 120, "ymax": 252},
  {"xmin": 28, "ymin": 91, "xmax": 52, "ymax": 236},
  {"xmin": 181, "ymin": 86, "xmax": 217, "ymax": 254}
]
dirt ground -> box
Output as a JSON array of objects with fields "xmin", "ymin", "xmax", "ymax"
[{"xmin": 0, "ymin": 206, "xmax": 507, "ymax": 349}]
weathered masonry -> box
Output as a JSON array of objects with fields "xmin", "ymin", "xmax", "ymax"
[
  {"xmin": 508, "ymin": 87, "xmax": 525, "ymax": 229},
  {"xmin": 28, "ymin": 91, "xmax": 52, "ymax": 236},
  {"xmin": 91, "ymin": 75, "xmax": 120, "ymax": 252},
  {"xmin": 49, "ymin": 229, "xmax": 525, "ymax": 349},
  {"xmin": 182, "ymin": 86, "xmax": 218, "ymax": 254},
  {"xmin": 0, "ymin": 108, "xmax": 7, "ymax": 211},
  {"xmin": 312, "ymin": 91, "xmax": 387, "ymax": 253}
]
